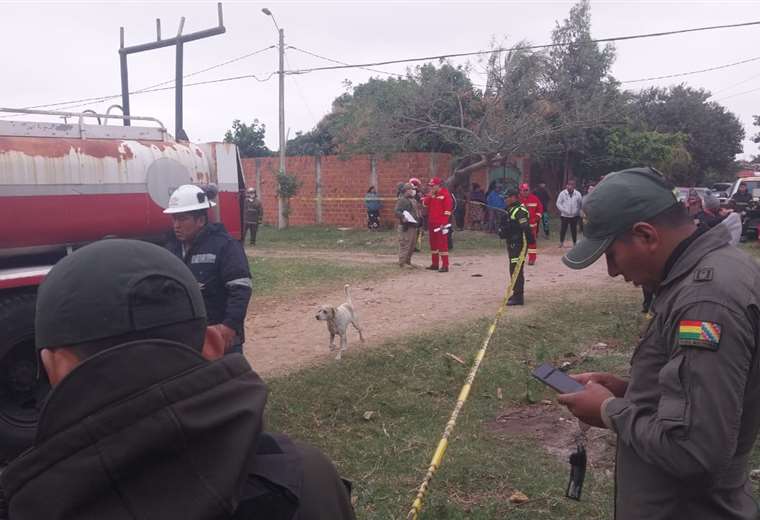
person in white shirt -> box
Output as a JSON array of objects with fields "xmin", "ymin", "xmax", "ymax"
[{"xmin": 556, "ymin": 179, "xmax": 583, "ymax": 247}]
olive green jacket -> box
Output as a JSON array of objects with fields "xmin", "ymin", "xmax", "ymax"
[{"xmin": 603, "ymin": 225, "xmax": 760, "ymax": 519}]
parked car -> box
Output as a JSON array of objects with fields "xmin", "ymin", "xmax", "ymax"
[
  {"xmin": 710, "ymin": 182, "xmax": 733, "ymax": 205},
  {"xmin": 676, "ymin": 187, "xmax": 710, "ymax": 203},
  {"xmin": 726, "ymin": 177, "xmax": 760, "ymax": 241}
]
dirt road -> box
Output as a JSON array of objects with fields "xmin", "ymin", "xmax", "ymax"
[{"xmin": 244, "ymin": 245, "xmax": 622, "ymax": 376}]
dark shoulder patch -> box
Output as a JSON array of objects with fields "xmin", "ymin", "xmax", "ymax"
[{"xmin": 693, "ymin": 267, "xmax": 714, "ymax": 282}]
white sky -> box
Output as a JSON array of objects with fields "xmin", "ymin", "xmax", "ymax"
[{"xmin": 2, "ymin": 1, "xmax": 759, "ymax": 160}]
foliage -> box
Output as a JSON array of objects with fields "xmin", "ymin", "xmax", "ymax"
[
  {"xmin": 583, "ymin": 128, "xmax": 693, "ymax": 184},
  {"xmin": 276, "ymin": 172, "xmax": 301, "ymax": 199},
  {"xmin": 287, "ymin": 119, "xmax": 338, "ymax": 156},
  {"xmin": 223, "ymin": 119, "xmax": 272, "ymax": 158},
  {"xmin": 753, "ymin": 115, "xmax": 760, "ymax": 154},
  {"xmin": 628, "ymin": 85, "xmax": 745, "ymax": 184},
  {"xmin": 542, "ymin": 0, "xmax": 623, "ymax": 182}
]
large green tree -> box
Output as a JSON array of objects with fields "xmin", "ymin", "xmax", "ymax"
[
  {"xmin": 224, "ymin": 119, "xmax": 272, "ymax": 158},
  {"xmin": 629, "ymin": 86, "xmax": 744, "ymax": 183},
  {"xmin": 543, "ymin": 0, "xmax": 623, "ymax": 182},
  {"xmin": 753, "ymin": 115, "xmax": 760, "ymax": 159}
]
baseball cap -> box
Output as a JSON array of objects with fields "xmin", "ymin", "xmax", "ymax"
[
  {"xmin": 35, "ymin": 239, "xmax": 206, "ymax": 350},
  {"xmin": 562, "ymin": 167, "xmax": 679, "ymax": 270},
  {"xmin": 428, "ymin": 177, "xmax": 443, "ymax": 187}
]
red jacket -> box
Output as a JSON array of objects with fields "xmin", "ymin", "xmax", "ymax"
[
  {"xmin": 519, "ymin": 193, "xmax": 543, "ymax": 226},
  {"xmin": 423, "ymin": 187, "xmax": 453, "ymax": 227}
]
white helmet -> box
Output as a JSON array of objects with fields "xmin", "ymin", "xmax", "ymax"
[{"xmin": 163, "ymin": 184, "xmax": 216, "ymax": 214}]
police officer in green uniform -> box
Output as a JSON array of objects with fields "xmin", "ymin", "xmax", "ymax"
[
  {"xmin": 558, "ymin": 167, "xmax": 760, "ymax": 520},
  {"xmin": 498, "ymin": 188, "xmax": 534, "ymax": 306}
]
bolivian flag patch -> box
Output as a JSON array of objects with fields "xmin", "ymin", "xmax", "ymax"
[{"xmin": 678, "ymin": 320, "xmax": 722, "ymax": 350}]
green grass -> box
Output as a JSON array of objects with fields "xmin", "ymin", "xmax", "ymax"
[
  {"xmin": 250, "ymin": 256, "xmax": 398, "ymax": 298},
  {"xmin": 265, "ymin": 289, "xmax": 644, "ymax": 519},
  {"xmin": 256, "ymin": 225, "xmax": 506, "ymax": 254}
]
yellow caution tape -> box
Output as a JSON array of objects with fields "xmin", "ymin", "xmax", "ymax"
[{"xmin": 406, "ymin": 235, "xmax": 527, "ymax": 520}]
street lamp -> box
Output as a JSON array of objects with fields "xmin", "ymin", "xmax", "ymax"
[{"xmin": 262, "ymin": 7, "xmax": 287, "ymax": 229}]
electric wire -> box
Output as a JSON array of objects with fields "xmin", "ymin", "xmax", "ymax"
[{"xmin": 285, "ymin": 20, "xmax": 760, "ymax": 75}]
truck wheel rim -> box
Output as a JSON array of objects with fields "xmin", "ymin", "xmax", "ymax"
[{"xmin": 0, "ymin": 336, "xmax": 49, "ymax": 427}]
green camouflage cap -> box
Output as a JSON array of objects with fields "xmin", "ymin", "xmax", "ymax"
[{"xmin": 562, "ymin": 167, "xmax": 679, "ymax": 270}]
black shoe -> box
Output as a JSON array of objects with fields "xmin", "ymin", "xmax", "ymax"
[
  {"xmin": 426, "ymin": 265, "xmax": 439, "ymax": 271},
  {"xmin": 438, "ymin": 267, "xmax": 449, "ymax": 273},
  {"xmin": 507, "ymin": 295, "xmax": 524, "ymax": 306}
]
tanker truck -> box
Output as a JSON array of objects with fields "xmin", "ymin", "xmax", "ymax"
[{"xmin": 0, "ymin": 108, "xmax": 246, "ymax": 461}]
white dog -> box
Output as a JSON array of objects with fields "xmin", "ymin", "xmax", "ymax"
[{"xmin": 315, "ymin": 284, "xmax": 365, "ymax": 360}]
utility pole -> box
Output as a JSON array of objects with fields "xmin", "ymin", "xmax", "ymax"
[
  {"xmin": 278, "ymin": 26, "xmax": 286, "ymax": 229},
  {"xmin": 119, "ymin": 3, "xmax": 225, "ymax": 139},
  {"xmin": 263, "ymin": 7, "xmax": 287, "ymax": 229}
]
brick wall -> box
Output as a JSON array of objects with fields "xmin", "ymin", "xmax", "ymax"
[{"xmin": 242, "ymin": 153, "xmax": 453, "ymax": 227}]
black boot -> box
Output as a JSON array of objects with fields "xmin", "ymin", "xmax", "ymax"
[{"xmin": 507, "ymin": 294, "xmax": 524, "ymax": 306}]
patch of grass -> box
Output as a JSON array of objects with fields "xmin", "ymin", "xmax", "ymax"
[
  {"xmin": 250, "ymin": 256, "xmax": 397, "ymax": 298},
  {"xmin": 265, "ymin": 288, "xmax": 645, "ymax": 519},
  {"xmin": 256, "ymin": 225, "xmax": 506, "ymax": 254},
  {"xmin": 740, "ymin": 240, "xmax": 760, "ymax": 261}
]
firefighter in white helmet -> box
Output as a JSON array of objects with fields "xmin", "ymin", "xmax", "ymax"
[{"xmin": 164, "ymin": 184, "xmax": 252, "ymax": 355}]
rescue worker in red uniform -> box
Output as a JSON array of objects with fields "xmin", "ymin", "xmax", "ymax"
[
  {"xmin": 519, "ymin": 183, "xmax": 543, "ymax": 265},
  {"xmin": 422, "ymin": 177, "xmax": 453, "ymax": 272}
]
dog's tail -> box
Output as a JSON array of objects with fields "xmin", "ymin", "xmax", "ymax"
[{"xmin": 344, "ymin": 284, "xmax": 352, "ymax": 306}]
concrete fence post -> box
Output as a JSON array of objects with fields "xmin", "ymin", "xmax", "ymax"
[
  {"xmin": 315, "ymin": 155, "xmax": 323, "ymax": 225},
  {"xmin": 255, "ymin": 158, "xmax": 262, "ymax": 195},
  {"xmin": 370, "ymin": 155, "xmax": 378, "ymax": 190}
]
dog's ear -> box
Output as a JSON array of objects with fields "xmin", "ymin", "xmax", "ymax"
[{"xmin": 329, "ymin": 307, "xmax": 337, "ymax": 319}]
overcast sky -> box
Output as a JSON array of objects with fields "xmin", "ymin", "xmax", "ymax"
[{"xmin": 2, "ymin": 1, "xmax": 759, "ymax": 160}]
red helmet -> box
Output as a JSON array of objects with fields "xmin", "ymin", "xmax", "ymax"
[
  {"xmin": 409, "ymin": 177, "xmax": 421, "ymax": 187},
  {"xmin": 428, "ymin": 177, "xmax": 443, "ymax": 187},
  {"xmin": 519, "ymin": 183, "xmax": 530, "ymax": 191}
]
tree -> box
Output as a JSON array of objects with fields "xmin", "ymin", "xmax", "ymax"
[
  {"xmin": 223, "ymin": 119, "xmax": 272, "ymax": 158},
  {"xmin": 753, "ymin": 115, "xmax": 760, "ymax": 156},
  {"xmin": 543, "ymin": 0, "xmax": 623, "ymax": 182},
  {"xmin": 595, "ymin": 128, "xmax": 693, "ymax": 184},
  {"xmin": 630, "ymin": 85, "xmax": 744, "ymax": 184}
]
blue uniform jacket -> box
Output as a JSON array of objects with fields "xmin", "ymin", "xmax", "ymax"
[{"xmin": 166, "ymin": 223, "xmax": 252, "ymax": 341}]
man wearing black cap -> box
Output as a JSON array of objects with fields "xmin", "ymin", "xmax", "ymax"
[
  {"xmin": 498, "ymin": 188, "xmax": 533, "ymax": 306},
  {"xmin": 557, "ymin": 167, "xmax": 760, "ymax": 520},
  {"xmin": 0, "ymin": 239, "xmax": 355, "ymax": 520}
]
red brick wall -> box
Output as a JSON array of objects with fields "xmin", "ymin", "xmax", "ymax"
[{"xmin": 242, "ymin": 153, "xmax": 452, "ymax": 227}]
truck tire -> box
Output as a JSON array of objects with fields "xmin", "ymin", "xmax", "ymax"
[{"xmin": 0, "ymin": 291, "xmax": 49, "ymax": 463}]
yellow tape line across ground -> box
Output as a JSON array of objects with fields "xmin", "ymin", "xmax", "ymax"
[{"xmin": 406, "ymin": 237, "xmax": 527, "ymax": 520}]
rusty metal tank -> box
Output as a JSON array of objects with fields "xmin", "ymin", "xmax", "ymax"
[{"xmin": 0, "ymin": 109, "xmax": 243, "ymax": 259}]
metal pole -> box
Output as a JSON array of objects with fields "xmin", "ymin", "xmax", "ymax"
[
  {"xmin": 277, "ymin": 27, "xmax": 286, "ymax": 229},
  {"xmin": 119, "ymin": 27, "xmax": 131, "ymax": 126},
  {"xmin": 175, "ymin": 17, "xmax": 186, "ymax": 140}
]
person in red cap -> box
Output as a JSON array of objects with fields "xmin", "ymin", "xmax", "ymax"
[
  {"xmin": 519, "ymin": 183, "xmax": 544, "ymax": 265},
  {"xmin": 422, "ymin": 177, "xmax": 453, "ymax": 272}
]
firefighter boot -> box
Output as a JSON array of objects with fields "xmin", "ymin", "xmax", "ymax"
[{"xmin": 507, "ymin": 294, "xmax": 524, "ymax": 306}]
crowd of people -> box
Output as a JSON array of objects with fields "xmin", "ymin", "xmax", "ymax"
[{"xmin": 5, "ymin": 170, "xmax": 760, "ymax": 520}]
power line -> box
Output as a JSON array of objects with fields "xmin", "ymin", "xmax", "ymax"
[
  {"xmin": 710, "ymin": 71, "xmax": 760, "ymax": 96},
  {"xmin": 713, "ymin": 84, "xmax": 760, "ymax": 102},
  {"xmin": 285, "ymin": 20, "xmax": 760, "ymax": 75},
  {"xmin": 7, "ymin": 45, "xmax": 276, "ymax": 114},
  {"xmin": 620, "ymin": 55, "xmax": 760, "ymax": 84},
  {"xmin": 288, "ymin": 45, "xmax": 404, "ymax": 78}
]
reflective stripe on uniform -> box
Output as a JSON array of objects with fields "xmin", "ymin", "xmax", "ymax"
[
  {"xmin": 443, "ymin": 211, "xmax": 452, "ymax": 215},
  {"xmin": 226, "ymin": 278, "xmax": 253, "ymax": 288},
  {"xmin": 510, "ymin": 257, "xmax": 521, "ymax": 263},
  {"xmin": 528, "ymin": 249, "xmax": 537, "ymax": 253},
  {"xmin": 440, "ymin": 251, "xmax": 449, "ymax": 256}
]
